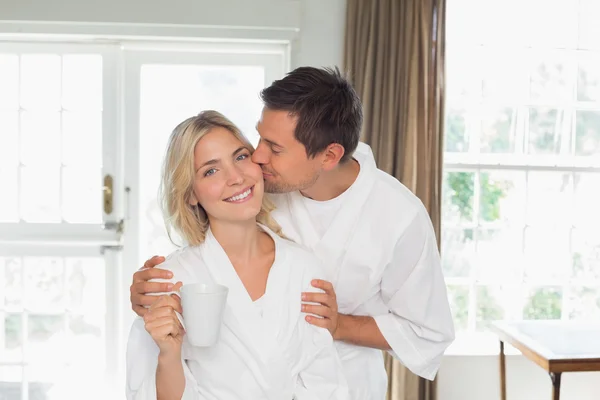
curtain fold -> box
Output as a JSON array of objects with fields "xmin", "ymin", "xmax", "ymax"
[{"xmin": 344, "ymin": 0, "xmax": 447, "ymax": 399}]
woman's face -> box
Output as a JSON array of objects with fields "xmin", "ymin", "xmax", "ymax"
[{"xmin": 189, "ymin": 127, "xmax": 264, "ymax": 225}]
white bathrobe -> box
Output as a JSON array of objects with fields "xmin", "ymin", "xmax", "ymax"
[
  {"xmin": 269, "ymin": 143, "xmax": 455, "ymax": 400},
  {"xmin": 126, "ymin": 225, "xmax": 349, "ymax": 400}
]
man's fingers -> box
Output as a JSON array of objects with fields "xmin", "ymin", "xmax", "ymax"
[
  {"xmin": 143, "ymin": 255, "xmax": 166, "ymax": 269},
  {"xmin": 134, "ymin": 281, "xmax": 174, "ymax": 295},
  {"xmin": 305, "ymin": 315, "xmax": 328, "ymax": 329},
  {"xmin": 133, "ymin": 267, "xmax": 172, "ymax": 284},
  {"xmin": 301, "ymin": 292, "xmax": 332, "ymax": 307},
  {"xmin": 311, "ymin": 279, "xmax": 334, "ymax": 293},
  {"xmin": 302, "ymin": 304, "xmax": 332, "ymax": 318}
]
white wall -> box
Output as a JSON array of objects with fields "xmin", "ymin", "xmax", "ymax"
[
  {"xmin": 439, "ymin": 356, "xmax": 600, "ymax": 400},
  {"xmin": 0, "ymin": 0, "xmax": 346, "ymax": 69}
]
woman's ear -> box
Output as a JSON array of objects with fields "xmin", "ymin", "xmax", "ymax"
[{"xmin": 188, "ymin": 192, "xmax": 199, "ymax": 206}]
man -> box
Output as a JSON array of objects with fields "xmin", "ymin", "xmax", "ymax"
[{"xmin": 130, "ymin": 67, "xmax": 455, "ymax": 399}]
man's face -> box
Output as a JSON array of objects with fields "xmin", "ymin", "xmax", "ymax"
[{"xmin": 252, "ymin": 107, "xmax": 323, "ymax": 194}]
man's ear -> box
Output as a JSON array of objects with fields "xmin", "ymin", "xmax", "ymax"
[{"xmin": 321, "ymin": 143, "xmax": 345, "ymax": 171}]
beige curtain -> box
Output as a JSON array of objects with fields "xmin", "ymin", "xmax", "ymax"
[{"xmin": 344, "ymin": 0, "xmax": 446, "ymax": 399}]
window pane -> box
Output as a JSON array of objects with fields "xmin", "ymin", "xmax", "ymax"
[
  {"xmin": 479, "ymin": 107, "xmax": 516, "ymax": 153},
  {"xmin": 0, "ymin": 54, "xmax": 19, "ymax": 109},
  {"xmin": 62, "ymin": 167, "xmax": 102, "ymax": 224},
  {"xmin": 62, "ymin": 54, "xmax": 102, "ymax": 111},
  {"xmin": 3, "ymin": 313, "xmax": 23, "ymax": 362},
  {"xmin": 20, "ymin": 166, "xmax": 61, "ymax": 223},
  {"xmin": 68, "ymin": 314, "xmax": 104, "ymax": 368},
  {"xmin": 447, "ymin": 285, "xmax": 469, "ymax": 332},
  {"xmin": 476, "ymin": 229, "xmax": 523, "ymax": 283},
  {"xmin": 568, "ymin": 287, "xmax": 600, "ymax": 321},
  {"xmin": 0, "ymin": 366, "xmax": 22, "ymax": 399},
  {"xmin": 0, "ymin": 166, "xmax": 19, "ymax": 222},
  {"xmin": 479, "ymin": 170, "xmax": 526, "ymax": 224},
  {"xmin": 445, "ymin": 108, "xmax": 469, "ymax": 152},
  {"xmin": 575, "ymin": 110, "xmax": 600, "ymax": 156},
  {"xmin": 571, "ymin": 228, "xmax": 600, "ymax": 280},
  {"xmin": 2, "ymin": 257, "xmax": 23, "ymax": 308},
  {"xmin": 524, "ymin": 228, "xmax": 570, "ymax": 281},
  {"xmin": 24, "ymin": 257, "xmax": 64, "ymax": 312},
  {"xmin": 20, "ymin": 111, "xmax": 61, "ymax": 166},
  {"xmin": 523, "ymin": 286, "xmax": 562, "ymax": 320},
  {"xmin": 27, "ymin": 315, "xmax": 66, "ymax": 364},
  {"xmin": 529, "ymin": 57, "xmax": 571, "ymax": 103},
  {"xmin": 441, "ymin": 228, "xmax": 474, "ymax": 277},
  {"xmin": 481, "ymin": 50, "xmax": 528, "ymax": 101},
  {"xmin": 139, "ymin": 64, "xmax": 267, "ymax": 259},
  {"xmin": 579, "ymin": 0, "xmax": 600, "ymax": 50},
  {"xmin": 577, "ymin": 56, "xmax": 600, "ymax": 102},
  {"xmin": 527, "ymin": 108, "xmax": 567, "ymax": 155},
  {"xmin": 446, "ymin": 45, "xmax": 481, "ymax": 100},
  {"xmin": 526, "ymin": 171, "xmax": 573, "ymax": 227},
  {"xmin": 527, "ymin": 0, "xmax": 577, "ymax": 48},
  {"xmin": 0, "ymin": 111, "xmax": 19, "ymax": 166},
  {"xmin": 61, "ymin": 111, "xmax": 102, "ymax": 167},
  {"xmin": 443, "ymin": 171, "xmax": 475, "ymax": 224},
  {"xmin": 20, "ymin": 54, "xmax": 61, "ymax": 110},
  {"xmin": 573, "ymin": 173, "xmax": 600, "ymax": 228},
  {"xmin": 66, "ymin": 257, "xmax": 105, "ymax": 314},
  {"xmin": 476, "ymin": 286, "xmax": 506, "ymax": 331}
]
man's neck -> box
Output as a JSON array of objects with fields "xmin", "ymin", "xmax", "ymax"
[{"xmin": 300, "ymin": 158, "xmax": 360, "ymax": 202}]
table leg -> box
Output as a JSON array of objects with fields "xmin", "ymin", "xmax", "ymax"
[
  {"xmin": 550, "ymin": 372, "xmax": 562, "ymax": 400},
  {"xmin": 499, "ymin": 340, "xmax": 506, "ymax": 400}
]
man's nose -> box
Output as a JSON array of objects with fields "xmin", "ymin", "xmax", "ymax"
[{"xmin": 252, "ymin": 140, "xmax": 269, "ymax": 164}]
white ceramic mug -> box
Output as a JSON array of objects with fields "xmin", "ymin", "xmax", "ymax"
[{"xmin": 180, "ymin": 283, "xmax": 228, "ymax": 347}]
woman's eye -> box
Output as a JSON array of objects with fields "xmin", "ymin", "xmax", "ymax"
[
  {"xmin": 204, "ymin": 168, "xmax": 217, "ymax": 177},
  {"xmin": 236, "ymin": 153, "xmax": 250, "ymax": 161}
]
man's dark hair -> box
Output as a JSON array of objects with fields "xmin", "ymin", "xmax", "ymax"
[{"xmin": 260, "ymin": 66, "xmax": 363, "ymax": 162}]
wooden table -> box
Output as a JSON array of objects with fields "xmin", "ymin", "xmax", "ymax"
[{"xmin": 491, "ymin": 321, "xmax": 600, "ymax": 400}]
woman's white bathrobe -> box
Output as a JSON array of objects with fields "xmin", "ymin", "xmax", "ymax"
[{"xmin": 126, "ymin": 225, "xmax": 349, "ymax": 400}]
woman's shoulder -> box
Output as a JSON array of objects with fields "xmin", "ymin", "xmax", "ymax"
[
  {"xmin": 275, "ymin": 237, "xmax": 330, "ymax": 282},
  {"xmin": 150, "ymin": 246, "xmax": 204, "ymax": 285}
]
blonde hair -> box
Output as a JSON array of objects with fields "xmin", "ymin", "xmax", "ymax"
[{"xmin": 160, "ymin": 110, "xmax": 284, "ymax": 246}]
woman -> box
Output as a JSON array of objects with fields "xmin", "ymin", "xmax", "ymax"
[{"xmin": 125, "ymin": 111, "xmax": 349, "ymax": 399}]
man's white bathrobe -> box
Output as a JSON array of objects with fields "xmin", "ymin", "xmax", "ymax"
[
  {"xmin": 126, "ymin": 225, "xmax": 349, "ymax": 400},
  {"xmin": 269, "ymin": 143, "xmax": 455, "ymax": 400}
]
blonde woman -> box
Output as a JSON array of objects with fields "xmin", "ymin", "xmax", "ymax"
[{"xmin": 125, "ymin": 111, "xmax": 349, "ymax": 400}]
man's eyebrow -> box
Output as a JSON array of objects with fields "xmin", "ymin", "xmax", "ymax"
[{"xmin": 263, "ymin": 138, "xmax": 283, "ymax": 148}]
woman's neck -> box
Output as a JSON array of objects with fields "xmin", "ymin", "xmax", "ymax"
[{"xmin": 208, "ymin": 218, "xmax": 262, "ymax": 264}]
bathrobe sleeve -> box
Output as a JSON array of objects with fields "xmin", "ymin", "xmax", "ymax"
[
  {"xmin": 126, "ymin": 317, "xmax": 205, "ymax": 400},
  {"xmin": 372, "ymin": 208, "xmax": 455, "ymax": 380}
]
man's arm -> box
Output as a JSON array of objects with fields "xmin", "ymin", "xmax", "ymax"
[
  {"xmin": 371, "ymin": 209, "xmax": 455, "ymax": 380},
  {"xmin": 302, "ymin": 281, "xmax": 390, "ymax": 350},
  {"xmin": 130, "ymin": 255, "xmax": 182, "ymax": 317}
]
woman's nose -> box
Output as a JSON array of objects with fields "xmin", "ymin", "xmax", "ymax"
[{"xmin": 226, "ymin": 167, "xmax": 244, "ymax": 185}]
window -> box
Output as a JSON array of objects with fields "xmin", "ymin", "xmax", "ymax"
[
  {"xmin": 444, "ymin": 0, "xmax": 600, "ymax": 353},
  {"xmin": 0, "ymin": 40, "xmax": 288, "ymax": 398}
]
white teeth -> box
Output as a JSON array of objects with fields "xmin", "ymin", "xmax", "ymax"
[{"xmin": 226, "ymin": 188, "xmax": 251, "ymax": 202}]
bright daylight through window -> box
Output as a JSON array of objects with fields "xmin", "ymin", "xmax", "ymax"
[{"xmin": 442, "ymin": 0, "xmax": 600, "ymax": 352}]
